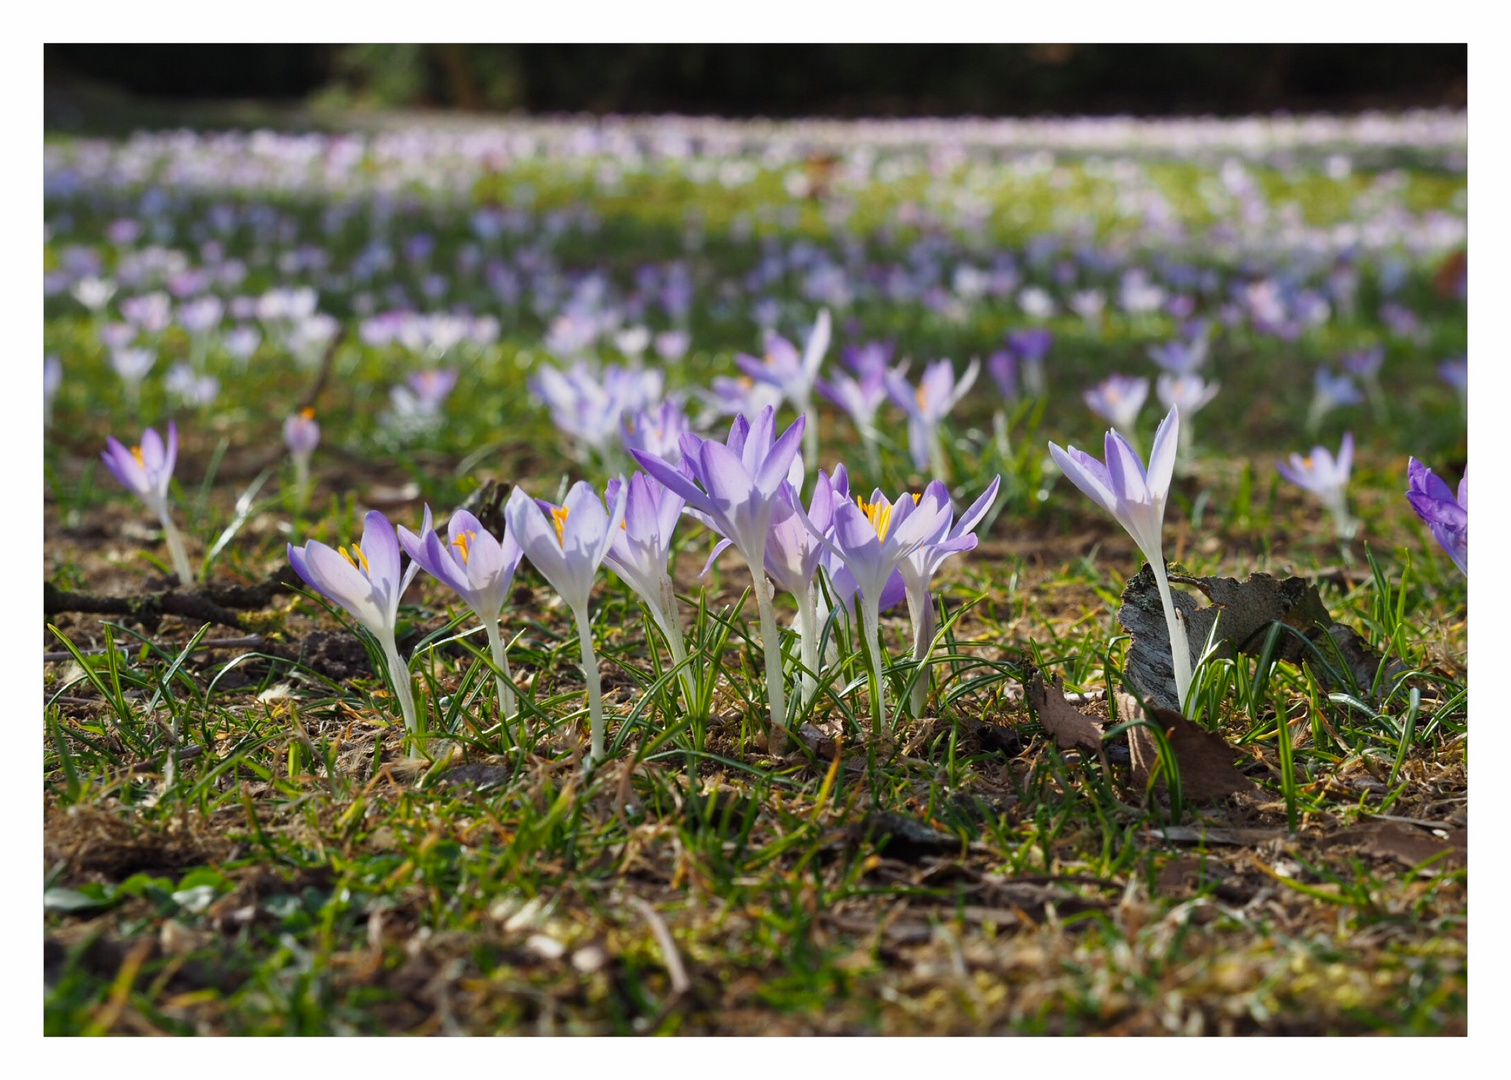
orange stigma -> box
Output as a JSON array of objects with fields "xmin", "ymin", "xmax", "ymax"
[
  {"xmin": 452, "ymin": 531, "xmax": 474, "ymax": 563},
  {"xmin": 551, "ymin": 505, "xmax": 570, "ymax": 546}
]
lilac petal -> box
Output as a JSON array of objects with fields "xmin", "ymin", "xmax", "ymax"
[
  {"xmin": 1048, "ymin": 443, "xmax": 1117, "ymax": 516},
  {"xmin": 1104, "ymin": 429, "xmax": 1150, "ymax": 507},
  {"xmin": 633, "ymin": 448, "xmax": 711, "ymax": 514},
  {"xmin": 358, "ymin": 511, "xmax": 402, "ymax": 587},
  {"xmin": 755, "ymin": 415, "xmax": 805, "ymax": 495},
  {"xmin": 700, "ymin": 537, "xmax": 734, "ymax": 578},
  {"xmin": 1145, "ymin": 406, "xmax": 1180, "ymax": 499}
]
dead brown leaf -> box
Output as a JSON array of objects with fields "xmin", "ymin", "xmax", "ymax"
[
  {"xmin": 1118, "ymin": 567, "xmax": 1397, "ymax": 711},
  {"xmin": 1027, "ymin": 671, "xmax": 1104, "ymax": 754},
  {"xmin": 1125, "ymin": 704, "xmax": 1259, "ymax": 802},
  {"xmin": 1322, "ymin": 820, "xmax": 1466, "ymax": 871}
]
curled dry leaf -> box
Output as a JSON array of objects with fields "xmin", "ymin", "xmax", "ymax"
[
  {"xmin": 1118, "ymin": 566, "xmax": 1398, "ymax": 711},
  {"xmin": 1027, "ymin": 670, "xmax": 1104, "ymax": 754},
  {"xmin": 1121, "ymin": 697, "xmax": 1259, "ymax": 802},
  {"xmin": 1321, "ymin": 820, "xmax": 1466, "ymax": 871}
]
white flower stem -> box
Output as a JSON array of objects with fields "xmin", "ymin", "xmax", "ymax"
[
  {"xmin": 802, "ymin": 410, "xmax": 819, "ymax": 480},
  {"xmin": 928, "ymin": 427, "xmax": 949, "ymax": 482},
  {"xmin": 571, "ymin": 605, "xmax": 605, "ymax": 763},
  {"xmin": 992, "ymin": 409, "xmax": 1012, "ymax": 461},
  {"xmin": 860, "ymin": 595, "xmax": 888, "ymax": 737},
  {"xmin": 483, "ymin": 620, "xmax": 517, "ymax": 726},
  {"xmin": 1149, "ymin": 558, "xmax": 1194, "ymax": 714},
  {"xmin": 752, "ymin": 571, "xmax": 789, "ymax": 754},
  {"xmin": 904, "ymin": 583, "xmax": 936, "ymax": 718},
  {"xmin": 793, "ymin": 585, "xmax": 821, "ymax": 708},
  {"xmin": 652, "ymin": 578, "xmax": 700, "ymax": 716},
  {"xmin": 159, "ymin": 510, "xmax": 195, "ymax": 588},
  {"xmin": 381, "ymin": 636, "xmax": 420, "ymax": 741},
  {"xmin": 291, "ymin": 454, "xmax": 311, "ymax": 515}
]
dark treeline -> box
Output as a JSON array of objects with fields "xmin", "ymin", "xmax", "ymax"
[{"xmin": 47, "ymin": 44, "xmax": 1466, "ymax": 117}]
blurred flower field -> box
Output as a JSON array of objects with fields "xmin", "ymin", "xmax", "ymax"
[{"xmin": 43, "ymin": 111, "xmax": 1466, "ymax": 1035}]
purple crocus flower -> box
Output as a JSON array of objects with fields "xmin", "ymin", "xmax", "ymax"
[
  {"xmin": 654, "ymin": 329, "xmax": 690, "ymax": 363},
  {"xmin": 817, "ymin": 361, "xmax": 893, "ymax": 472},
  {"xmin": 165, "ymin": 363, "xmax": 219, "ymax": 408},
  {"xmin": 110, "ymin": 346, "xmax": 156, "ymax": 408},
  {"xmin": 1406, "ymin": 458, "xmax": 1467, "ymax": 575},
  {"xmin": 1147, "ymin": 334, "xmax": 1208, "ymax": 376},
  {"xmin": 885, "ymin": 358, "xmax": 980, "ymax": 475},
  {"xmin": 1276, "ymin": 432, "xmax": 1357, "ymax": 540},
  {"xmin": 399, "ymin": 505, "xmax": 525, "ymax": 722},
  {"xmin": 603, "ymin": 473, "xmax": 698, "ymax": 708},
  {"xmin": 986, "ymin": 351, "xmax": 1018, "ymax": 403},
  {"xmin": 222, "ymin": 325, "xmax": 262, "ymax": 367},
  {"xmin": 71, "ymin": 276, "xmax": 116, "ymax": 313},
  {"xmin": 101, "ymin": 421, "xmax": 195, "ymax": 589},
  {"xmin": 1155, "ymin": 373, "xmax": 1219, "ymax": 453},
  {"xmin": 1308, "ymin": 367, "xmax": 1363, "ymax": 433},
  {"xmin": 1008, "ymin": 328, "xmax": 1053, "ymax": 398},
  {"xmin": 736, "ymin": 309, "xmax": 831, "ymax": 468},
  {"xmin": 1342, "ymin": 345, "xmax": 1388, "ymax": 421},
  {"xmin": 506, "ymin": 481, "xmax": 628, "ymax": 762},
  {"xmin": 631, "ymin": 407, "xmax": 806, "ymax": 747},
  {"xmin": 394, "ymin": 368, "xmax": 459, "ymax": 416},
  {"xmin": 810, "ymin": 482, "xmax": 954, "ymax": 733},
  {"xmin": 1049, "ymin": 406, "xmax": 1193, "ymax": 711},
  {"xmin": 621, "ymin": 400, "xmax": 691, "ymax": 466},
  {"xmin": 1084, "ymin": 374, "xmax": 1149, "ymax": 443},
  {"xmin": 897, "ymin": 476, "xmax": 1001, "ymax": 716},
  {"xmin": 289, "ymin": 511, "xmax": 423, "ymax": 737},
  {"xmin": 283, "ymin": 408, "xmax": 320, "ymax": 512},
  {"xmin": 842, "ymin": 340, "xmax": 894, "ymax": 377}
]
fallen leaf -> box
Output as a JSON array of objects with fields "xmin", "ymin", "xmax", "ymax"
[
  {"xmin": 1322, "ymin": 820, "xmax": 1466, "ymax": 871},
  {"xmin": 1118, "ymin": 566, "xmax": 1397, "ymax": 711},
  {"xmin": 1152, "ymin": 826, "xmax": 1287, "ymax": 846},
  {"xmin": 1124, "ymin": 701, "xmax": 1258, "ymax": 802},
  {"xmin": 850, "ymin": 811, "xmax": 959, "ymax": 862},
  {"xmin": 1026, "ymin": 671, "xmax": 1104, "ymax": 754}
]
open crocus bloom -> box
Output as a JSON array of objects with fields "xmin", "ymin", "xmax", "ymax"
[
  {"xmin": 399, "ymin": 505, "xmax": 522, "ymax": 628},
  {"xmin": 1277, "ymin": 432, "xmax": 1356, "ymax": 538},
  {"xmin": 102, "ymin": 422, "xmax": 178, "ymax": 520},
  {"xmin": 507, "ymin": 482, "xmax": 625, "ymax": 616},
  {"xmin": 288, "ymin": 510, "xmax": 422, "ymax": 734},
  {"xmin": 1049, "ymin": 405, "xmax": 1194, "ymax": 712},
  {"xmin": 283, "ymin": 408, "xmax": 321, "ymax": 460},
  {"xmin": 884, "ymin": 358, "xmax": 980, "ymax": 471},
  {"xmin": 1084, "ymin": 374, "xmax": 1149, "ymax": 436},
  {"xmin": 1406, "ymin": 458, "xmax": 1467, "ymax": 575}
]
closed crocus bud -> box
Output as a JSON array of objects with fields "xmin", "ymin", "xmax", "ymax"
[{"xmin": 283, "ymin": 408, "xmax": 321, "ymax": 460}]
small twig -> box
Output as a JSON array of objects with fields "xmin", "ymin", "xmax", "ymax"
[
  {"xmin": 43, "ymin": 569, "xmax": 300, "ymax": 632},
  {"xmin": 42, "ymin": 635, "xmax": 265, "ymax": 664},
  {"xmin": 629, "ymin": 897, "xmax": 691, "ymax": 997}
]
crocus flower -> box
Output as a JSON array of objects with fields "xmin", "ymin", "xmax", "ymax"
[
  {"xmin": 631, "ymin": 407, "xmax": 805, "ymax": 748},
  {"xmin": 654, "ymin": 329, "xmax": 690, "ymax": 363},
  {"xmin": 288, "ymin": 511, "xmax": 423, "ymax": 737},
  {"xmin": 165, "ymin": 363, "xmax": 219, "ymax": 407},
  {"xmin": 810, "ymin": 482, "xmax": 953, "ymax": 734},
  {"xmin": 1049, "ymin": 406, "xmax": 1194, "ymax": 712},
  {"xmin": 603, "ymin": 473, "xmax": 698, "ymax": 708},
  {"xmin": 1406, "ymin": 458, "xmax": 1467, "ymax": 575},
  {"xmin": 1155, "ymin": 373, "xmax": 1219, "ymax": 454},
  {"xmin": 1084, "ymin": 374, "xmax": 1149, "ymax": 446},
  {"xmin": 885, "ymin": 358, "xmax": 980, "ymax": 476},
  {"xmin": 391, "ymin": 368, "xmax": 458, "ymax": 420},
  {"xmin": 222, "ymin": 325, "xmax": 262, "ymax": 367},
  {"xmin": 1276, "ymin": 432, "xmax": 1357, "ymax": 540},
  {"xmin": 1308, "ymin": 367, "xmax": 1363, "ymax": 433},
  {"xmin": 1009, "ymin": 327, "xmax": 1053, "ymax": 397},
  {"xmin": 283, "ymin": 408, "xmax": 320, "ymax": 513},
  {"xmin": 621, "ymin": 400, "xmax": 691, "ymax": 466},
  {"xmin": 44, "ymin": 354, "xmax": 62, "ymax": 427},
  {"xmin": 817, "ymin": 362, "xmax": 892, "ymax": 473},
  {"xmin": 1147, "ymin": 334, "xmax": 1208, "ymax": 376},
  {"xmin": 399, "ymin": 506, "xmax": 525, "ymax": 725},
  {"xmin": 102, "ymin": 422, "xmax": 195, "ymax": 589},
  {"xmin": 506, "ymin": 482, "xmax": 628, "ymax": 763},
  {"xmin": 110, "ymin": 346, "xmax": 156, "ymax": 409},
  {"xmin": 736, "ymin": 308, "xmax": 831, "ymax": 469},
  {"xmin": 71, "ymin": 276, "xmax": 116, "ymax": 313},
  {"xmin": 1341, "ymin": 345, "xmax": 1388, "ymax": 421},
  {"xmin": 896, "ymin": 476, "xmax": 1001, "ymax": 716}
]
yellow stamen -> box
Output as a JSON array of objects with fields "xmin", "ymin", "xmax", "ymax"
[
  {"xmin": 912, "ymin": 493, "xmax": 921, "ymax": 504},
  {"xmin": 1302, "ymin": 455, "xmax": 1313, "ymax": 469},
  {"xmin": 340, "ymin": 543, "xmax": 371, "ymax": 574},
  {"xmin": 130, "ymin": 445, "xmax": 145, "ymax": 466},
  {"xmin": 916, "ymin": 385, "xmax": 928, "ymax": 409},
  {"xmin": 299, "ymin": 407, "xmax": 316, "ymax": 420},
  {"xmin": 857, "ymin": 496, "xmax": 894, "ymax": 541},
  {"xmin": 551, "ymin": 505, "xmax": 570, "ymax": 547},
  {"xmin": 452, "ymin": 531, "xmax": 474, "ymax": 563}
]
